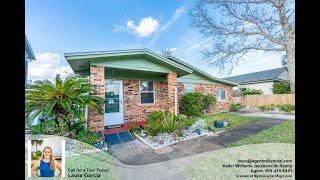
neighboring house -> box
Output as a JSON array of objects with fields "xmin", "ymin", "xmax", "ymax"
[
  {"xmin": 224, "ymin": 67, "xmax": 289, "ymax": 95},
  {"xmin": 65, "ymin": 49, "xmax": 237, "ymax": 133},
  {"xmin": 25, "ymin": 36, "xmax": 36, "ymax": 82}
]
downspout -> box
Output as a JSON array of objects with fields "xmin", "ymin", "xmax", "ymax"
[{"xmin": 174, "ymin": 86, "xmax": 178, "ymax": 115}]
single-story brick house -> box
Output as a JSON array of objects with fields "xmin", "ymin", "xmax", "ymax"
[{"xmin": 65, "ymin": 49, "xmax": 237, "ymax": 133}]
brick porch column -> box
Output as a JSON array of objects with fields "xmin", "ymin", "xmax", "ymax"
[
  {"xmin": 167, "ymin": 73, "xmax": 178, "ymax": 114},
  {"xmin": 87, "ymin": 65, "xmax": 105, "ymax": 132}
]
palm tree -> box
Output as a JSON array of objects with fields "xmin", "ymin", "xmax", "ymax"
[
  {"xmin": 25, "ymin": 74, "xmax": 103, "ymax": 133},
  {"xmin": 31, "ymin": 140, "xmax": 43, "ymax": 152}
]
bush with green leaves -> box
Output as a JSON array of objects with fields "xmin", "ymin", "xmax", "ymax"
[
  {"xmin": 128, "ymin": 125, "xmax": 140, "ymax": 134},
  {"xmin": 272, "ymin": 82, "xmax": 291, "ymax": 94},
  {"xmin": 259, "ymin": 104, "xmax": 276, "ymax": 111},
  {"xmin": 241, "ymin": 88, "xmax": 263, "ymax": 95},
  {"xmin": 230, "ymin": 103, "xmax": 244, "ymax": 112},
  {"xmin": 75, "ymin": 128, "xmax": 101, "ymax": 145},
  {"xmin": 179, "ymin": 92, "xmax": 216, "ymax": 116},
  {"xmin": 179, "ymin": 92, "xmax": 205, "ymax": 116},
  {"xmin": 30, "ymin": 120, "xmax": 56, "ymax": 134},
  {"xmin": 147, "ymin": 111, "xmax": 165, "ymax": 123},
  {"xmin": 277, "ymin": 104, "xmax": 295, "ymax": 112},
  {"xmin": 145, "ymin": 111, "xmax": 185, "ymax": 136},
  {"xmin": 203, "ymin": 94, "xmax": 217, "ymax": 110}
]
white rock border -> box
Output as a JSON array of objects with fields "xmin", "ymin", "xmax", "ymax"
[{"xmin": 133, "ymin": 129, "xmax": 225, "ymax": 150}]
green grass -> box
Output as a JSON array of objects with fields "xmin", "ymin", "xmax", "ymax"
[
  {"xmin": 193, "ymin": 112, "xmax": 260, "ymax": 132},
  {"xmin": 229, "ymin": 120, "xmax": 295, "ymax": 147},
  {"xmin": 65, "ymin": 151, "xmax": 118, "ymax": 179}
]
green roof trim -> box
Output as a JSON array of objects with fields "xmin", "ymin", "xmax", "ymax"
[
  {"xmin": 65, "ymin": 49, "xmax": 193, "ymax": 75},
  {"xmin": 64, "ymin": 49, "xmax": 237, "ymax": 86},
  {"xmin": 165, "ymin": 56, "xmax": 238, "ymax": 86}
]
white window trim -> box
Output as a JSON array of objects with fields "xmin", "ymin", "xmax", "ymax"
[
  {"xmin": 184, "ymin": 83, "xmax": 194, "ymax": 94},
  {"xmin": 139, "ymin": 80, "xmax": 156, "ymax": 105},
  {"xmin": 216, "ymin": 89, "xmax": 227, "ymax": 102}
]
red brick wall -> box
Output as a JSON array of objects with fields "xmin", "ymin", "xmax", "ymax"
[
  {"xmin": 87, "ymin": 65, "xmax": 105, "ymax": 132},
  {"xmin": 123, "ymin": 80, "xmax": 169, "ymax": 124},
  {"xmin": 178, "ymin": 82, "xmax": 233, "ymax": 113},
  {"xmin": 167, "ymin": 73, "xmax": 178, "ymax": 114}
]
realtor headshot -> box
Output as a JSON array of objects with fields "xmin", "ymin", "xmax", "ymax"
[{"xmin": 30, "ymin": 139, "xmax": 64, "ymax": 177}]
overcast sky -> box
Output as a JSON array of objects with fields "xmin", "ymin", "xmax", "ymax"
[{"xmin": 26, "ymin": 0, "xmax": 283, "ymax": 81}]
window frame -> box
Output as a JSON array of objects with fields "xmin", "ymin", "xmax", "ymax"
[
  {"xmin": 215, "ymin": 89, "xmax": 227, "ymax": 101},
  {"xmin": 184, "ymin": 83, "xmax": 194, "ymax": 94},
  {"xmin": 139, "ymin": 80, "xmax": 155, "ymax": 105}
]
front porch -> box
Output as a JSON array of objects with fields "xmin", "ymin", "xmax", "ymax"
[{"xmin": 88, "ymin": 65, "xmax": 183, "ymax": 133}]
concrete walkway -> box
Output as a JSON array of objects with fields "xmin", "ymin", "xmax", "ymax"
[
  {"xmin": 110, "ymin": 148, "xmax": 219, "ymax": 180},
  {"xmin": 108, "ymin": 118, "xmax": 285, "ymax": 166}
]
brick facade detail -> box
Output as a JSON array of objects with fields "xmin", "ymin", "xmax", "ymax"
[
  {"xmin": 178, "ymin": 82, "xmax": 233, "ymax": 113},
  {"xmin": 87, "ymin": 65, "xmax": 105, "ymax": 132},
  {"xmin": 123, "ymin": 80, "xmax": 169, "ymax": 124},
  {"xmin": 167, "ymin": 73, "xmax": 178, "ymax": 114}
]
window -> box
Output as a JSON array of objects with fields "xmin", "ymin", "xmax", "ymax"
[
  {"xmin": 216, "ymin": 89, "xmax": 227, "ymax": 101},
  {"xmin": 184, "ymin": 83, "xmax": 194, "ymax": 93},
  {"xmin": 140, "ymin": 81, "xmax": 154, "ymax": 104}
]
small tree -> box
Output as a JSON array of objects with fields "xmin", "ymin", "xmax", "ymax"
[{"xmin": 272, "ymin": 81, "xmax": 291, "ymax": 94}]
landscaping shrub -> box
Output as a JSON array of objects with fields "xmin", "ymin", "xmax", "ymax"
[
  {"xmin": 277, "ymin": 104, "xmax": 295, "ymax": 112},
  {"xmin": 128, "ymin": 125, "xmax": 140, "ymax": 134},
  {"xmin": 272, "ymin": 82, "xmax": 291, "ymax": 94},
  {"xmin": 259, "ymin": 104, "xmax": 276, "ymax": 111},
  {"xmin": 69, "ymin": 121, "xmax": 86, "ymax": 134},
  {"xmin": 241, "ymin": 88, "xmax": 263, "ymax": 95},
  {"xmin": 179, "ymin": 92, "xmax": 217, "ymax": 116},
  {"xmin": 30, "ymin": 120, "xmax": 56, "ymax": 134},
  {"xmin": 75, "ymin": 128, "xmax": 101, "ymax": 145},
  {"xmin": 179, "ymin": 92, "xmax": 205, "ymax": 116},
  {"xmin": 174, "ymin": 114, "xmax": 188, "ymax": 122},
  {"xmin": 203, "ymin": 94, "xmax": 217, "ymax": 111},
  {"xmin": 145, "ymin": 111, "xmax": 185, "ymax": 136},
  {"xmin": 183, "ymin": 118, "xmax": 198, "ymax": 127},
  {"xmin": 230, "ymin": 103, "xmax": 244, "ymax": 112},
  {"xmin": 147, "ymin": 111, "xmax": 164, "ymax": 123}
]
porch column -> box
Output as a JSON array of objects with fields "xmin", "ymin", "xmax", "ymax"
[
  {"xmin": 167, "ymin": 72, "xmax": 178, "ymax": 114},
  {"xmin": 88, "ymin": 65, "xmax": 105, "ymax": 132}
]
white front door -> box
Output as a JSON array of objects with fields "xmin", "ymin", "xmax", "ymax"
[{"xmin": 104, "ymin": 79, "xmax": 124, "ymax": 126}]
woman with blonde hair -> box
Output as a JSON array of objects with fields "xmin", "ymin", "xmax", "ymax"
[{"xmin": 31, "ymin": 146, "xmax": 62, "ymax": 177}]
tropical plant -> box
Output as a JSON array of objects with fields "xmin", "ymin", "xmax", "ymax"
[
  {"xmin": 145, "ymin": 111, "xmax": 184, "ymax": 136},
  {"xmin": 25, "ymin": 74, "xmax": 104, "ymax": 135}
]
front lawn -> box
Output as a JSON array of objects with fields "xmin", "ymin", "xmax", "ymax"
[
  {"xmin": 197, "ymin": 112, "xmax": 260, "ymax": 132},
  {"xmin": 229, "ymin": 120, "xmax": 295, "ymax": 147}
]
